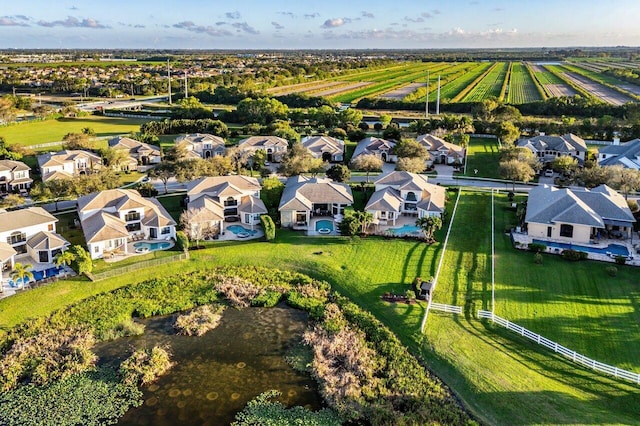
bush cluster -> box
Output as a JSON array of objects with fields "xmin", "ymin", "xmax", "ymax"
[
  {"xmin": 174, "ymin": 304, "xmax": 226, "ymax": 336},
  {"xmin": 120, "ymin": 346, "xmax": 174, "ymax": 387},
  {"xmin": 528, "ymin": 243, "xmax": 547, "ymax": 253},
  {"xmin": 260, "ymin": 214, "xmax": 276, "ymax": 241},
  {"xmin": 562, "ymin": 249, "xmax": 589, "ymax": 261}
]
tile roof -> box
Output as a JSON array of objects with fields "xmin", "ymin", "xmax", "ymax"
[
  {"xmin": 517, "ymin": 133, "xmax": 587, "ymax": 154},
  {"xmin": 0, "ymin": 207, "xmax": 57, "ymax": 233},
  {"xmin": 238, "ymin": 136, "xmax": 288, "ymax": 149},
  {"xmin": 352, "ymin": 137, "xmax": 395, "ymax": 159},
  {"xmin": 599, "ymin": 139, "xmax": 640, "ymax": 168},
  {"xmin": 279, "ymin": 176, "xmax": 353, "ymax": 210},
  {"xmin": 186, "ymin": 176, "xmax": 261, "ymax": 198},
  {"xmin": 0, "ymin": 159, "xmax": 30, "ymax": 173},
  {"xmin": 0, "ymin": 242, "xmax": 17, "ymax": 263},
  {"xmin": 365, "ymin": 187, "xmax": 403, "ymax": 212},
  {"xmin": 26, "ymin": 231, "xmax": 69, "ymax": 251},
  {"xmin": 301, "ymin": 136, "xmax": 345, "ymax": 157}
]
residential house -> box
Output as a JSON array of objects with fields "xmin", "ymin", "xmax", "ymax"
[
  {"xmin": 301, "ymin": 135, "xmax": 345, "ymax": 162},
  {"xmin": 351, "ymin": 137, "xmax": 397, "ymax": 163},
  {"xmin": 0, "ymin": 160, "xmax": 32, "ymax": 192},
  {"xmin": 77, "ymin": 189, "xmax": 176, "ymax": 259},
  {"xmin": 0, "ymin": 207, "xmax": 69, "ymax": 269},
  {"xmin": 279, "ymin": 176, "xmax": 353, "ymax": 230},
  {"xmin": 517, "ymin": 133, "xmax": 587, "ymax": 165},
  {"xmin": 415, "ymin": 134, "xmax": 465, "ymax": 166},
  {"xmin": 174, "ymin": 133, "xmax": 226, "ymax": 159},
  {"xmin": 238, "ymin": 136, "xmax": 288, "ymax": 162},
  {"xmin": 366, "ymin": 171, "xmax": 446, "ymax": 226},
  {"xmin": 185, "ymin": 176, "xmax": 267, "ymax": 237},
  {"xmin": 598, "ymin": 138, "xmax": 640, "ymax": 169},
  {"xmin": 37, "ymin": 150, "xmax": 102, "ymax": 182},
  {"xmin": 525, "ymin": 184, "xmax": 635, "ymax": 245},
  {"xmin": 108, "ymin": 136, "xmax": 162, "ymax": 170}
]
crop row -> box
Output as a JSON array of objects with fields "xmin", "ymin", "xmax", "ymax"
[
  {"xmin": 506, "ymin": 63, "xmax": 543, "ymax": 104},
  {"xmin": 451, "ymin": 62, "xmax": 498, "ymax": 102},
  {"xmin": 524, "ymin": 63, "xmax": 549, "ymax": 100},
  {"xmin": 543, "ymin": 65, "xmax": 596, "ymax": 99},
  {"xmin": 462, "ymin": 62, "xmax": 509, "ymax": 102},
  {"xmin": 560, "ymin": 64, "xmax": 640, "ymax": 101},
  {"xmin": 498, "ymin": 62, "xmax": 512, "ymax": 101},
  {"xmin": 339, "ymin": 62, "xmax": 444, "ymax": 83},
  {"xmin": 402, "ymin": 63, "xmax": 479, "ymax": 102}
]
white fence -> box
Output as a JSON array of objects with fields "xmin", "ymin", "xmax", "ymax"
[
  {"xmin": 430, "ymin": 303, "xmax": 463, "ymax": 314},
  {"xmin": 478, "ymin": 310, "xmax": 640, "ymax": 385}
]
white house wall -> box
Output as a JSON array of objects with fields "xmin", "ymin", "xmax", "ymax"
[{"xmin": 527, "ymin": 222, "xmax": 593, "ymax": 245}]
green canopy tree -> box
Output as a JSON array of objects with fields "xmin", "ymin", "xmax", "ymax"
[
  {"xmin": 350, "ymin": 154, "xmax": 383, "ymax": 183},
  {"xmin": 416, "ymin": 216, "xmax": 443, "ymax": 242}
]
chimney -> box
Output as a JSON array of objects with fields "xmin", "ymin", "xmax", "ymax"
[{"xmin": 613, "ymin": 137, "xmax": 620, "ymax": 145}]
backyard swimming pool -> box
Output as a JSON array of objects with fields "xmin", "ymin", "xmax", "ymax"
[
  {"xmin": 227, "ymin": 225, "xmax": 258, "ymax": 238},
  {"xmin": 133, "ymin": 241, "xmax": 172, "ymax": 253},
  {"xmin": 388, "ymin": 224, "xmax": 422, "ymax": 236},
  {"xmin": 532, "ymin": 239, "xmax": 630, "ymax": 257},
  {"xmin": 315, "ymin": 219, "xmax": 334, "ymax": 234}
]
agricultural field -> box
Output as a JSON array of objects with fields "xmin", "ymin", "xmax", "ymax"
[
  {"xmin": 560, "ymin": 71, "xmax": 634, "ymax": 105},
  {"xmin": 529, "ymin": 64, "xmax": 576, "ymax": 98},
  {"xmin": 462, "ymin": 62, "xmax": 509, "ymax": 102},
  {"xmin": 379, "ymin": 82, "xmax": 424, "ymax": 100},
  {"xmin": 561, "ymin": 63, "xmax": 640, "ymax": 97},
  {"xmin": 507, "ymin": 63, "xmax": 543, "ymax": 104}
]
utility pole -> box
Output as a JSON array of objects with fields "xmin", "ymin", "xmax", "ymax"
[
  {"xmin": 436, "ymin": 75, "xmax": 441, "ymax": 115},
  {"xmin": 425, "ymin": 70, "xmax": 429, "ymax": 119},
  {"xmin": 167, "ymin": 59, "xmax": 172, "ymax": 105}
]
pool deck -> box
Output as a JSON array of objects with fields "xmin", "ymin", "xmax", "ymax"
[
  {"xmin": 370, "ymin": 216, "xmax": 424, "ymax": 237},
  {"xmin": 307, "ymin": 217, "xmax": 340, "ymax": 236},
  {"xmin": 103, "ymin": 239, "xmax": 176, "ymax": 263},
  {"xmin": 1, "ymin": 254, "xmax": 76, "ymax": 299},
  {"xmin": 512, "ymin": 231, "xmax": 640, "ymax": 266}
]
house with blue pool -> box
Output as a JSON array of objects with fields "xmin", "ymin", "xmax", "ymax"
[
  {"xmin": 77, "ymin": 189, "xmax": 176, "ymax": 259},
  {"xmin": 279, "ymin": 176, "xmax": 353, "ymax": 235},
  {"xmin": 365, "ymin": 171, "xmax": 446, "ymax": 234},
  {"xmin": 184, "ymin": 176, "xmax": 267, "ymax": 239},
  {"xmin": 518, "ymin": 184, "xmax": 637, "ymax": 261}
]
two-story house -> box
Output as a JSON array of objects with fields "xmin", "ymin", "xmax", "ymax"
[
  {"xmin": 174, "ymin": 133, "xmax": 226, "ymax": 159},
  {"xmin": 108, "ymin": 136, "xmax": 162, "ymax": 169},
  {"xmin": 77, "ymin": 189, "xmax": 176, "ymax": 259},
  {"xmin": 517, "ymin": 133, "xmax": 587, "ymax": 166},
  {"xmin": 279, "ymin": 176, "xmax": 353, "ymax": 232},
  {"xmin": 0, "ymin": 160, "xmax": 32, "ymax": 193},
  {"xmin": 301, "ymin": 135, "xmax": 345, "ymax": 162},
  {"xmin": 238, "ymin": 136, "xmax": 289, "ymax": 163},
  {"xmin": 598, "ymin": 138, "xmax": 640, "ymax": 169},
  {"xmin": 184, "ymin": 176, "xmax": 267, "ymax": 237},
  {"xmin": 0, "ymin": 207, "xmax": 69, "ymax": 269},
  {"xmin": 37, "ymin": 150, "xmax": 103, "ymax": 182},
  {"xmin": 351, "ymin": 137, "xmax": 397, "ymax": 163},
  {"xmin": 365, "ymin": 171, "xmax": 446, "ymax": 226}
]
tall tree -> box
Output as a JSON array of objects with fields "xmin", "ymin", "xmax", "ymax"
[
  {"xmin": 350, "ymin": 154, "xmax": 383, "ymax": 183},
  {"xmin": 396, "ymin": 157, "xmax": 426, "ymax": 173},
  {"xmin": 495, "ymin": 121, "xmax": 521, "ymax": 145},
  {"xmin": 416, "ymin": 216, "xmax": 443, "ymax": 242},
  {"xmin": 149, "ymin": 162, "xmax": 176, "ymax": 194},
  {"xmin": 499, "ymin": 159, "xmax": 535, "ymax": 191}
]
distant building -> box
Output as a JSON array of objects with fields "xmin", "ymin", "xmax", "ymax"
[
  {"xmin": 0, "ymin": 160, "xmax": 32, "ymax": 192},
  {"xmin": 415, "ymin": 134, "xmax": 465, "ymax": 166},
  {"xmin": 517, "ymin": 133, "xmax": 587, "ymax": 165},
  {"xmin": 108, "ymin": 136, "xmax": 162, "ymax": 169},
  {"xmin": 238, "ymin": 136, "xmax": 288, "ymax": 162},
  {"xmin": 174, "ymin": 133, "xmax": 226, "ymax": 159},
  {"xmin": 37, "ymin": 150, "xmax": 102, "ymax": 182},
  {"xmin": 301, "ymin": 135, "xmax": 344, "ymax": 162},
  {"xmin": 351, "ymin": 137, "xmax": 397, "ymax": 163},
  {"xmin": 598, "ymin": 138, "xmax": 640, "ymax": 169}
]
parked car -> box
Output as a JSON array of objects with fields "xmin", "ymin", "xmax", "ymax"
[{"xmin": 544, "ymin": 169, "xmax": 554, "ymax": 177}]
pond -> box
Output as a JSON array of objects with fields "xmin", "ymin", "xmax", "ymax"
[{"xmin": 95, "ymin": 306, "xmax": 323, "ymax": 425}]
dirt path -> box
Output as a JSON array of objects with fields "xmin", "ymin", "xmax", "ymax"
[
  {"xmin": 313, "ymin": 81, "xmax": 372, "ymax": 97},
  {"xmin": 379, "ymin": 82, "xmax": 425, "ymax": 100},
  {"xmin": 544, "ymin": 84, "xmax": 576, "ymax": 97},
  {"xmin": 562, "ymin": 72, "xmax": 634, "ymax": 106}
]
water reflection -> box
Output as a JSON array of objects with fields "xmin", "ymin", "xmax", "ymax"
[{"xmin": 95, "ymin": 306, "xmax": 323, "ymax": 425}]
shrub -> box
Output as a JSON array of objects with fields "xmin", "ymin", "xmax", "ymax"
[
  {"xmin": 174, "ymin": 304, "xmax": 226, "ymax": 336},
  {"xmin": 120, "ymin": 345, "xmax": 174, "ymax": 387},
  {"xmin": 260, "ymin": 214, "xmax": 276, "ymax": 241},
  {"xmin": 251, "ymin": 290, "xmax": 283, "ymax": 307},
  {"xmin": 562, "ymin": 249, "xmax": 588, "ymax": 261},
  {"xmin": 175, "ymin": 231, "xmax": 189, "ymax": 252},
  {"xmin": 214, "ymin": 276, "xmax": 263, "ymax": 308},
  {"xmin": 101, "ymin": 319, "xmax": 145, "ymax": 341},
  {"xmin": 528, "ymin": 243, "xmax": 547, "ymax": 253},
  {"xmin": 533, "ymin": 252, "xmax": 543, "ymax": 264},
  {"xmin": 606, "ymin": 266, "xmax": 618, "ymax": 277},
  {"xmin": 614, "ymin": 255, "xmax": 627, "ymax": 265},
  {"xmin": 70, "ymin": 245, "xmax": 93, "ymax": 275}
]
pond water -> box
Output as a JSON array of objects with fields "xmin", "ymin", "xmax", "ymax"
[{"xmin": 95, "ymin": 306, "xmax": 323, "ymax": 426}]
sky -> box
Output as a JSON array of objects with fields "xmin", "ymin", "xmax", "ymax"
[{"xmin": 1, "ymin": 0, "xmax": 639, "ymax": 50}]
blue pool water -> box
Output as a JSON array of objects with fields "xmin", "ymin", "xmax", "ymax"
[
  {"xmin": 315, "ymin": 219, "xmax": 334, "ymax": 233},
  {"xmin": 389, "ymin": 224, "xmax": 422, "ymax": 235},
  {"xmin": 227, "ymin": 225, "xmax": 258, "ymax": 236},
  {"xmin": 532, "ymin": 239, "xmax": 630, "ymax": 256},
  {"xmin": 133, "ymin": 241, "xmax": 172, "ymax": 251},
  {"xmin": 10, "ymin": 266, "xmax": 64, "ymax": 286}
]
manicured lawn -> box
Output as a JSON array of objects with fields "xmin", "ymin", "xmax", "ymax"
[
  {"xmin": 54, "ymin": 211, "xmax": 85, "ymax": 248},
  {"xmin": 1, "ymin": 192, "xmax": 639, "ymax": 424},
  {"xmin": 157, "ymin": 194, "xmax": 186, "ymax": 222},
  {"xmin": 0, "ymin": 116, "xmax": 148, "ymax": 146},
  {"xmin": 463, "ymin": 137, "xmax": 502, "ymax": 178}
]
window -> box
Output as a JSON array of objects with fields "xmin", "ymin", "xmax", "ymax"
[
  {"xmin": 125, "ymin": 210, "xmax": 140, "ymax": 222},
  {"xmin": 161, "ymin": 227, "xmax": 171, "ymax": 235},
  {"xmin": 8, "ymin": 232, "xmax": 26, "ymax": 245},
  {"xmin": 224, "ymin": 197, "xmax": 237, "ymax": 207},
  {"xmin": 560, "ymin": 224, "xmax": 573, "ymax": 238},
  {"xmin": 547, "ymin": 226, "xmax": 552, "ymax": 237},
  {"xmin": 126, "ymin": 222, "xmax": 141, "ymax": 232},
  {"xmin": 94, "ymin": 246, "xmax": 99, "ymax": 253},
  {"xmin": 405, "ymin": 192, "xmax": 417, "ymax": 202},
  {"xmin": 48, "ymin": 224, "xmax": 54, "ymax": 231}
]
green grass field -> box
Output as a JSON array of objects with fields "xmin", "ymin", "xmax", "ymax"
[
  {"xmin": 0, "ymin": 116, "xmax": 148, "ymax": 147},
  {"xmin": 1, "ymin": 192, "xmax": 639, "ymax": 424},
  {"xmin": 507, "ymin": 63, "xmax": 543, "ymax": 104},
  {"xmin": 463, "ymin": 62, "xmax": 509, "ymax": 102},
  {"xmin": 463, "ymin": 137, "xmax": 502, "ymax": 178}
]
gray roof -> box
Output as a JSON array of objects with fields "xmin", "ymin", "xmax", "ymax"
[
  {"xmin": 81, "ymin": 211, "xmax": 129, "ymax": 243},
  {"xmin": 238, "ymin": 136, "xmax": 288, "ymax": 149},
  {"xmin": 108, "ymin": 136, "xmax": 161, "ymax": 157},
  {"xmin": 186, "ymin": 176, "xmax": 261, "ymax": 199},
  {"xmin": 37, "ymin": 149, "xmax": 102, "ymax": 169},
  {"xmin": 352, "ymin": 137, "xmax": 395, "ymax": 159},
  {"xmin": 416, "ymin": 134, "xmax": 465, "ymax": 155},
  {"xmin": 301, "ymin": 136, "xmax": 344, "ymax": 158},
  {"xmin": 175, "ymin": 133, "xmax": 225, "ymax": 147},
  {"xmin": 525, "ymin": 184, "xmax": 634, "ymax": 228},
  {"xmin": 0, "ymin": 207, "xmax": 57, "ymax": 233},
  {"xmin": 517, "ymin": 133, "xmax": 587, "ymax": 154},
  {"xmin": 238, "ymin": 195, "xmax": 267, "ymax": 214},
  {"xmin": 186, "ymin": 196, "xmax": 225, "ymax": 223},
  {"xmin": 365, "ymin": 187, "xmax": 403, "ymax": 212},
  {"xmin": 599, "ymin": 139, "xmax": 640, "ymax": 168},
  {"xmin": 26, "ymin": 231, "xmax": 69, "ymax": 251},
  {"xmin": 0, "ymin": 159, "xmax": 30, "ymax": 173},
  {"xmin": 279, "ymin": 176, "xmax": 353, "ymax": 211}
]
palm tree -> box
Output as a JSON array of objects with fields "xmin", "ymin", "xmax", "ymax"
[
  {"xmin": 354, "ymin": 211, "xmax": 374, "ymax": 234},
  {"xmin": 11, "ymin": 262, "xmax": 34, "ymax": 290},
  {"xmin": 55, "ymin": 250, "xmax": 75, "ymax": 276},
  {"xmin": 416, "ymin": 216, "xmax": 443, "ymax": 242}
]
